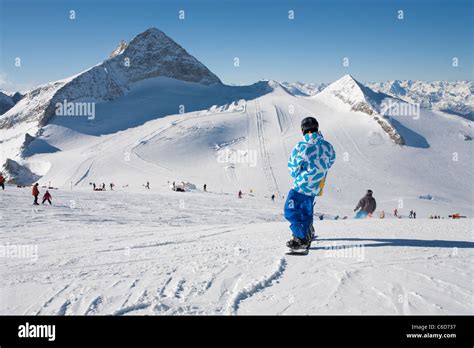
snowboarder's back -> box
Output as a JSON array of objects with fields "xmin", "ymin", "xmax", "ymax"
[
  {"xmin": 354, "ymin": 190, "xmax": 376, "ymax": 219},
  {"xmin": 284, "ymin": 116, "xmax": 336, "ymax": 251}
]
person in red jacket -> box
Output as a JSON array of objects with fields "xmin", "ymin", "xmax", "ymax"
[
  {"xmin": 42, "ymin": 190, "xmax": 52, "ymax": 205},
  {"xmin": 32, "ymin": 183, "xmax": 40, "ymax": 205},
  {"xmin": 0, "ymin": 173, "xmax": 5, "ymax": 190}
]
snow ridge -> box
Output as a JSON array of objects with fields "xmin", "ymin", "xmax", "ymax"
[{"xmin": 227, "ymin": 257, "xmax": 287, "ymax": 315}]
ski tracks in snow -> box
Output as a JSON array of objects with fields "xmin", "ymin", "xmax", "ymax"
[
  {"xmin": 254, "ymin": 98, "xmax": 281, "ymax": 197},
  {"xmin": 226, "ymin": 257, "xmax": 287, "ymax": 315}
]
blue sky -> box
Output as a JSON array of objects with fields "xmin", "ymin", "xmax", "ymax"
[{"xmin": 0, "ymin": 0, "xmax": 472, "ymax": 91}]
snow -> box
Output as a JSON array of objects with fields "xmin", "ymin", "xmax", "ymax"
[
  {"xmin": 281, "ymin": 79, "xmax": 473, "ymax": 121},
  {"xmin": 368, "ymin": 80, "xmax": 474, "ymax": 120},
  {"xmin": 0, "ymin": 27, "xmax": 472, "ymax": 316},
  {"xmin": 280, "ymin": 81, "xmax": 328, "ymax": 97},
  {"xmin": 0, "ymin": 27, "xmax": 222, "ymax": 163},
  {"xmin": 316, "ymin": 74, "xmax": 388, "ymax": 111},
  {"xmin": 0, "ymin": 187, "xmax": 472, "ymax": 315},
  {"xmin": 1, "ymin": 84, "xmax": 472, "ymax": 314},
  {"xmin": 3, "ymin": 75, "xmax": 471, "ymax": 218}
]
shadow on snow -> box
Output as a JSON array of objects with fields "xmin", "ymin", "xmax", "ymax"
[{"xmin": 310, "ymin": 237, "xmax": 473, "ymax": 250}]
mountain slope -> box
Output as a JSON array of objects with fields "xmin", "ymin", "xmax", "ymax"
[
  {"xmin": 15, "ymin": 77, "xmax": 472, "ymax": 218},
  {"xmin": 314, "ymin": 75, "xmax": 404, "ymax": 144},
  {"xmin": 0, "ymin": 27, "xmax": 227, "ymax": 176}
]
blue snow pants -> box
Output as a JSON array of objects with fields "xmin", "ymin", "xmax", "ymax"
[{"xmin": 284, "ymin": 189, "xmax": 315, "ymax": 239}]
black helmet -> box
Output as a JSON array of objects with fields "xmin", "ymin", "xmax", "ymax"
[{"xmin": 301, "ymin": 116, "xmax": 319, "ymax": 134}]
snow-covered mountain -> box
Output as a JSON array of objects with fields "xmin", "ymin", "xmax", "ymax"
[
  {"xmin": 0, "ymin": 27, "xmax": 231, "ymax": 178},
  {"xmin": 316, "ymin": 74, "xmax": 389, "ymax": 112},
  {"xmin": 281, "ymin": 79, "xmax": 473, "ymax": 121},
  {"xmin": 0, "ymin": 27, "xmax": 221, "ymax": 130},
  {"xmin": 313, "ymin": 75, "xmax": 404, "ymax": 144},
  {"xmin": 280, "ymin": 81, "xmax": 328, "ymax": 96},
  {"xmin": 367, "ymin": 80, "xmax": 473, "ymax": 120}
]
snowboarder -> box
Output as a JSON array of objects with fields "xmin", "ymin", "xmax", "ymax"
[
  {"xmin": 284, "ymin": 116, "xmax": 336, "ymax": 251},
  {"xmin": 238, "ymin": 190, "xmax": 242, "ymax": 199},
  {"xmin": 271, "ymin": 194, "xmax": 275, "ymax": 202},
  {"xmin": 145, "ymin": 181, "xmax": 150, "ymax": 189},
  {"xmin": 354, "ymin": 190, "xmax": 377, "ymax": 219},
  {"xmin": 413, "ymin": 211, "xmax": 416, "ymax": 219},
  {"xmin": 203, "ymin": 184, "xmax": 207, "ymax": 192},
  {"xmin": 32, "ymin": 183, "xmax": 40, "ymax": 205},
  {"xmin": 93, "ymin": 183, "xmax": 96, "ymax": 190},
  {"xmin": 102, "ymin": 183, "xmax": 106, "ymax": 190},
  {"xmin": 110, "ymin": 183, "xmax": 114, "ymax": 190},
  {"xmin": 42, "ymin": 190, "xmax": 52, "ymax": 205},
  {"xmin": 409, "ymin": 210, "xmax": 414, "ymax": 218},
  {"xmin": 0, "ymin": 173, "xmax": 5, "ymax": 190},
  {"xmin": 393, "ymin": 208, "xmax": 399, "ymax": 218}
]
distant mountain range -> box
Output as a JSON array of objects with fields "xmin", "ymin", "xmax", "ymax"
[{"xmin": 281, "ymin": 79, "xmax": 473, "ymax": 120}]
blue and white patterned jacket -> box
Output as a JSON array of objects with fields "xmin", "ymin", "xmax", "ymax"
[{"xmin": 288, "ymin": 131, "xmax": 336, "ymax": 197}]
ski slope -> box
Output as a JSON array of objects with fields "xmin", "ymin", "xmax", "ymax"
[
  {"xmin": 0, "ymin": 24, "xmax": 472, "ymax": 317},
  {"xmin": 17, "ymin": 76, "xmax": 473, "ymax": 218},
  {"xmin": 0, "ymin": 187, "xmax": 472, "ymax": 315},
  {"xmin": 1, "ymin": 80, "xmax": 473, "ymax": 315}
]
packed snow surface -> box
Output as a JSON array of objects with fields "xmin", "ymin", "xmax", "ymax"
[{"xmin": 0, "ymin": 187, "xmax": 472, "ymax": 315}]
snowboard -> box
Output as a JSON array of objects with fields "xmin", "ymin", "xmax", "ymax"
[{"xmin": 285, "ymin": 248, "xmax": 309, "ymax": 256}]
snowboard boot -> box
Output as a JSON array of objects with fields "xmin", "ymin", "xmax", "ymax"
[
  {"xmin": 286, "ymin": 236, "xmax": 310, "ymax": 250},
  {"xmin": 309, "ymin": 224, "xmax": 315, "ymax": 241}
]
